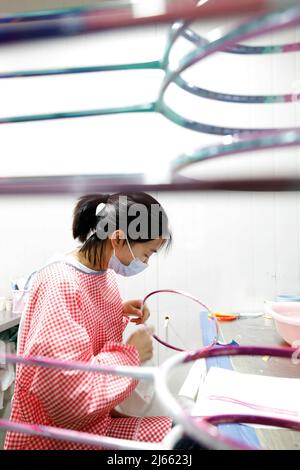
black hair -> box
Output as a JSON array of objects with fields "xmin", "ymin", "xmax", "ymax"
[{"xmin": 72, "ymin": 192, "xmax": 172, "ymax": 268}]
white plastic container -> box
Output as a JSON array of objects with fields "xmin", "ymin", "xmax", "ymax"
[
  {"xmin": 264, "ymin": 301, "xmax": 300, "ymax": 346},
  {"xmin": 0, "ymin": 296, "xmax": 6, "ymax": 312},
  {"xmin": 11, "ymin": 290, "xmax": 30, "ymax": 317},
  {"xmin": 5, "ymin": 299, "xmax": 13, "ymax": 313}
]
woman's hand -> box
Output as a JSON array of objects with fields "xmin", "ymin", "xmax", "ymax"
[
  {"xmin": 122, "ymin": 300, "xmax": 150, "ymax": 325},
  {"xmin": 126, "ymin": 327, "xmax": 153, "ymax": 363}
]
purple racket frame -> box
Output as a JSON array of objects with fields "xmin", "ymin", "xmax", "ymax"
[{"xmin": 0, "ymin": 335, "xmax": 299, "ymax": 449}]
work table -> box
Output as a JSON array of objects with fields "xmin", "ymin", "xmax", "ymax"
[{"xmin": 0, "ymin": 311, "xmax": 20, "ymax": 334}]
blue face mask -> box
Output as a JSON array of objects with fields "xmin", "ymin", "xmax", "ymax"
[{"xmin": 108, "ymin": 239, "xmax": 148, "ymax": 277}]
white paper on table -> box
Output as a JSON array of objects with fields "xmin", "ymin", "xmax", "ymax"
[
  {"xmin": 178, "ymin": 359, "xmax": 207, "ymax": 401},
  {"xmin": 192, "ymin": 367, "xmax": 300, "ymax": 427},
  {"xmin": 176, "ymin": 359, "xmax": 207, "ymax": 413}
]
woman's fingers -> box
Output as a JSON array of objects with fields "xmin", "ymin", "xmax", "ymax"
[
  {"xmin": 126, "ymin": 307, "xmax": 142, "ymax": 318},
  {"xmin": 123, "ymin": 305, "xmax": 142, "ymax": 318},
  {"xmin": 131, "ymin": 304, "xmax": 150, "ymax": 324},
  {"xmin": 123, "ymin": 300, "xmax": 151, "ymax": 324},
  {"xmin": 130, "ymin": 299, "xmax": 143, "ymax": 309},
  {"xmin": 123, "ymin": 299, "xmax": 143, "ymax": 318}
]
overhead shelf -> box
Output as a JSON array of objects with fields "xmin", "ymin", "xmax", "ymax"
[{"xmin": 1, "ymin": 174, "xmax": 300, "ymax": 194}]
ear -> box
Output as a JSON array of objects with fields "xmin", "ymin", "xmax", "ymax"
[{"xmin": 110, "ymin": 230, "xmax": 126, "ymax": 250}]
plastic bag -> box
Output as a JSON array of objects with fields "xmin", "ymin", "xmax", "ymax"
[{"xmin": 115, "ymin": 359, "xmax": 155, "ymax": 417}]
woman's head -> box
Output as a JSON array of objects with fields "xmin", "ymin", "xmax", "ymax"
[{"xmin": 72, "ymin": 192, "xmax": 172, "ymax": 272}]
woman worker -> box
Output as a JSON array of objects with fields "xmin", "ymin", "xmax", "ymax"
[{"xmin": 5, "ymin": 192, "xmax": 173, "ymax": 450}]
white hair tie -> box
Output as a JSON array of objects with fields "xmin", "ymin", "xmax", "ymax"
[{"xmin": 95, "ymin": 202, "xmax": 106, "ymax": 216}]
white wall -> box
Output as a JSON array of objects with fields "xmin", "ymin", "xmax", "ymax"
[{"xmin": 0, "ymin": 14, "xmax": 300, "ymax": 370}]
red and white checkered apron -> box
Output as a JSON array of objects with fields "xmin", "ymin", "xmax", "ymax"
[{"xmin": 4, "ymin": 262, "xmax": 172, "ymax": 450}]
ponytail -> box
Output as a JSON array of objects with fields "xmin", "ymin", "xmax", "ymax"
[{"xmin": 72, "ymin": 194, "xmax": 109, "ymax": 242}]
